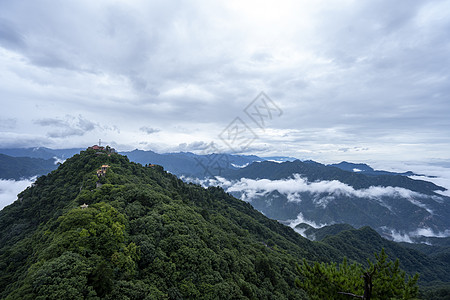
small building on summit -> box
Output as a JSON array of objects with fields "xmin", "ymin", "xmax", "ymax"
[
  {"xmin": 97, "ymin": 165, "xmax": 110, "ymax": 177},
  {"xmin": 106, "ymin": 146, "xmax": 117, "ymax": 153},
  {"xmin": 89, "ymin": 145, "xmax": 104, "ymax": 151},
  {"xmin": 88, "ymin": 145, "xmax": 117, "ymax": 154}
]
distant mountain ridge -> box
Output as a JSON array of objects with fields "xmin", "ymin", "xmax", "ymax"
[
  {"xmin": 120, "ymin": 149, "xmax": 263, "ymax": 178},
  {"xmin": 222, "ymin": 160, "xmax": 444, "ymax": 194},
  {"xmin": 328, "ymin": 161, "xmax": 429, "ymax": 177},
  {"xmin": 0, "ymin": 154, "xmax": 58, "ymax": 180},
  {"xmin": 0, "ymin": 147, "xmax": 425, "ymax": 181},
  {"xmin": 0, "ymin": 147, "xmax": 83, "ymax": 160},
  {"xmin": 212, "ymin": 160, "xmax": 450, "ymax": 240}
]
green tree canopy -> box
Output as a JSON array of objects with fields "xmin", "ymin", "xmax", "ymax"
[{"xmin": 296, "ymin": 248, "xmax": 419, "ymax": 300}]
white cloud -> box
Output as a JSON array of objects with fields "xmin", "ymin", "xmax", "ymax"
[
  {"xmin": 0, "ymin": 0, "xmax": 449, "ymax": 162},
  {"xmin": 189, "ymin": 173, "xmax": 440, "ymax": 215},
  {"xmin": 389, "ymin": 230, "xmax": 413, "ymax": 243},
  {"xmin": 53, "ymin": 156, "xmax": 66, "ymax": 165},
  {"xmin": 386, "ymin": 227, "xmax": 450, "ymax": 243},
  {"xmin": 231, "ymin": 163, "xmax": 249, "ymax": 168},
  {"xmin": 0, "ymin": 178, "xmax": 35, "ymax": 210},
  {"xmin": 286, "ymin": 192, "xmax": 302, "ymax": 203},
  {"xmin": 224, "ymin": 174, "xmax": 437, "ymax": 210},
  {"xmin": 370, "ymin": 161, "xmax": 450, "ymax": 196},
  {"xmin": 289, "ymin": 212, "xmax": 328, "ymax": 236},
  {"xmin": 413, "ymin": 227, "xmax": 450, "ymax": 238}
]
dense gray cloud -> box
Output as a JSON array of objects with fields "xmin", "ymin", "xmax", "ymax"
[
  {"xmin": 0, "ymin": 18, "xmax": 26, "ymax": 51},
  {"xmin": 177, "ymin": 141, "xmax": 212, "ymax": 152},
  {"xmin": 140, "ymin": 126, "xmax": 160, "ymax": 135},
  {"xmin": 0, "ymin": 118, "xmax": 17, "ymax": 130},
  {"xmin": 0, "ymin": 0, "xmax": 449, "ymax": 162},
  {"xmin": 34, "ymin": 115, "xmax": 97, "ymax": 138}
]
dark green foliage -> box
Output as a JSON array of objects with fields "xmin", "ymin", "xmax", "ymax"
[
  {"xmin": 399, "ymin": 237, "xmax": 450, "ymax": 266},
  {"xmin": 296, "ymin": 223, "xmax": 355, "ymax": 241},
  {"xmin": 297, "ymin": 249, "xmax": 419, "ymax": 299},
  {"xmin": 3, "ymin": 202, "xmax": 140, "ymax": 299},
  {"xmin": 27, "ymin": 252, "xmax": 97, "ymax": 299},
  {"xmin": 320, "ymin": 227, "xmax": 450, "ymax": 285},
  {"xmin": 0, "ymin": 149, "xmax": 318, "ymax": 299},
  {"xmin": 420, "ymin": 284, "xmax": 450, "ymax": 300}
]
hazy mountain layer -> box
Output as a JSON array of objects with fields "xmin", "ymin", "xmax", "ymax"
[
  {"xmin": 328, "ymin": 161, "xmax": 424, "ymax": 177},
  {"xmin": 0, "ymin": 147, "xmax": 83, "ymax": 160},
  {"xmin": 193, "ymin": 160, "xmax": 450, "ymax": 240},
  {"xmin": 0, "ymin": 154, "xmax": 58, "ymax": 180}
]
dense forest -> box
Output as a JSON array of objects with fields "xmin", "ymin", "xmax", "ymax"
[{"xmin": 0, "ymin": 149, "xmax": 448, "ymax": 299}]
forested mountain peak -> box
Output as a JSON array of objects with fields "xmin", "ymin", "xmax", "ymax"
[
  {"xmin": 0, "ymin": 148, "xmax": 447, "ymax": 299},
  {"xmin": 0, "ymin": 148, "xmax": 331, "ymax": 299}
]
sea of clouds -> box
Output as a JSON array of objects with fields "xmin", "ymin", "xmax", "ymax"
[
  {"xmin": 187, "ymin": 174, "xmax": 441, "ymax": 213},
  {"xmin": 181, "ymin": 164, "xmax": 450, "ymax": 242},
  {"xmin": 0, "ymin": 177, "xmax": 35, "ymax": 210}
]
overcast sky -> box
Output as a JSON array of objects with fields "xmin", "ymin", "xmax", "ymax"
[{"xmin": 1, "ymin": 0, "xmax": 449, "ymax": 163}]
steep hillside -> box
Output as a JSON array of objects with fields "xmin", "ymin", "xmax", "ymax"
[
  {"xmin": 294, "ymin": 223, "xmax": 355, "ymax": 241},
  {"xmin": 320, "ymin": 226, "xmax": 450, "ymax": 286},
  {"xmin": 0, "ymin": 149, "xmax": 337, "ymax": 299}
]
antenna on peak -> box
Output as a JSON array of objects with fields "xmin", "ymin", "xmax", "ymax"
[{"xmin": 99, "ymin": 139, "xmax": 101, "ymax": 146}]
